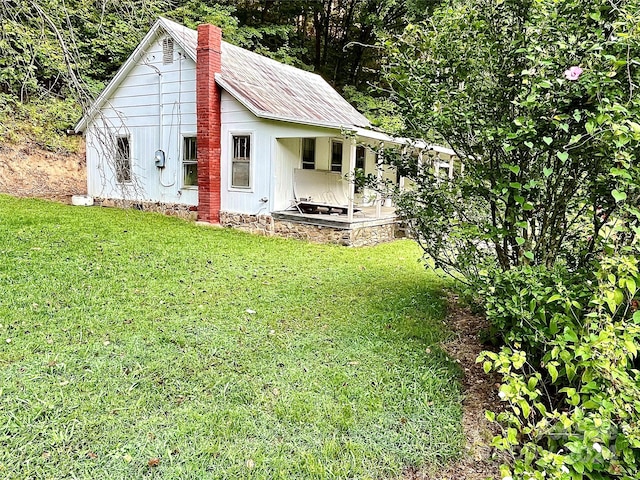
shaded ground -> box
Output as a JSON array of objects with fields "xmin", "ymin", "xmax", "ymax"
[
  {"xmin": 405, "ymin": 296, "xmax": 504, "ymax": 480},
  {"xmin": 0, "ymin": 142, "xmax": 86, "ymax": 201}
]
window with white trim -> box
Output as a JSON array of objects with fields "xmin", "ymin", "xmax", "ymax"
[
  {"xmin": 331, "ymin": 140, "xmax": 343, "ymax": 173},
  {"xmin": 302, "ymin": 138, "xmax": 315, "ymax": 170},
  {"xmin": 231, "ymin": 134, "xmax": 251, "ymax": 188},
  {"xmin": 183, "ymin": 136, "xmax": 197, "ymax": 187},
  {"xmin": 115, "ymin": 135, "xmax": 131, "ymax": 183}
]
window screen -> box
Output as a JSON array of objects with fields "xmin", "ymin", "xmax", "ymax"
[
  {"xmin": 183, "ymin": 137, "xmax": 197, "ymax": 186},
  {"xmin": 302, "ymin": 138, "xmax": 315, "ymax": 170},
  {"xmin": 115, "ymin": 136, "xmax": 131, "ymax": 183}
]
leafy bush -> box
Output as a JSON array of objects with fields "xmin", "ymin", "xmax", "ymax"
[
  {"xmin": 380, "ymin": 0, "xmax": 640, "ymax": 475},
  {"xmin": 382, "ymin": 0, "xmax": 640, "ymax": 281},
  {"xmin": 479, "ymin": 265, "xmax": 592, "ymax": 359},
  {"xmin": 480, "ymin": 253, "xmax": 640, "ymax": 479}
]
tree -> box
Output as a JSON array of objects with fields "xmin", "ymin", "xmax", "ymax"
[
  {"xmin": 382, "ymin": 0, "xmax": 640, "ymax": 281},
  {"xmin": 381, "ymin": 2, "xmax": 640, "ymax": 478}
]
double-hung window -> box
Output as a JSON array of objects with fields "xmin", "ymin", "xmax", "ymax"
[
  {"xmin": 231, "ymin": 134, "xmax": 251, "ymax": 188},
  {"xmin": 302, "ymin": 138, "xmax": 315, "ymax": 169},
  {"xmin": 331, "ymin": 140, "xmax": 343, "ymax": 173},
  {"xmin": 183, "ymin": 137, "xmax": 197, "ymax": 187},
  {"xmin": 115, "ymin": 135, "xmax": 131, "ymax": 183}
]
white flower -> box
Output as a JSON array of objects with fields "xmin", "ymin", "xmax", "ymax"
[
  {"xmin": 498, "ymin": 391, "xmax": 507, "ymax": 400},
  {"xmin": 502, "ymin": 476, "xmax": 513, "ymax": 480},
  {"xmin": 561, "ymin": 465, "xmax": 570, "ymax": 474},
  {"xmin": 593, "ymin": 442, "xmax": 602, "ymax": 453}
]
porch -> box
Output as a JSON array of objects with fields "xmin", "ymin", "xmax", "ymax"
[
  {"xmin": 219, "ymin": 205, "xmax": 403, "ymax": 247},
  {"xmin": 270, "ymin": 204, "xmax": 404, "ymax": 247},
  {"xmin": 272, "ymin": 204, "xmax": 398, "ymax": 229}
]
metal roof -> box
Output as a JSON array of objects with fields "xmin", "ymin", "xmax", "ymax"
[{"xmin": 159, "ymin": 17, "xmax": 371, "ymax": 130}]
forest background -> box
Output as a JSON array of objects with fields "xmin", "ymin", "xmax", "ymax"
[{"xmin": 0, "ymin": 0, "xmax": 439, "ymax": 151}]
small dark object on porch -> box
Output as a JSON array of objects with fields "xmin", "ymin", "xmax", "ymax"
[{"xmin": 297, "ymin": 202, "xmax": 357, "ymax": 215}]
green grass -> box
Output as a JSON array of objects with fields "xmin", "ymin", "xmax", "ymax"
[{"xmin": 0, "ymin": 195, "xmax": 463, "ymax": 479}]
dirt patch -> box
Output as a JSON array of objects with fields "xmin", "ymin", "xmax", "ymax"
[
  {"xmin": 0, "ymin": 142, "xmax": 86, "ymax": 201},
  {"xmin": 404, "ymin": 296, "xmax": 505, "ymax": 480}
]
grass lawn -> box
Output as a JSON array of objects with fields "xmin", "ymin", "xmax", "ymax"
[{"xmin": 0, "ymin": 195, "xmax": 462, "ymax": 479}]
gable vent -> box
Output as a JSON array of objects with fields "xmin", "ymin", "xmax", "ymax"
[{"xmin": 162, "ymin": 37, "xmax": 174, "ymax": 65}]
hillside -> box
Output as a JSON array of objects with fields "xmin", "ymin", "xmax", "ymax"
[{"xmin": 0, "ymin": 142, "xmax": 86, "ymax": 201}]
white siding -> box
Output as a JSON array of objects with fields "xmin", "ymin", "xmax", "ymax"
[
  {"xmin": 86, "ymin": 35, "xmax": 197, "ymax": 205},
  {"xmin": 315, "ymin": 138, "xmax": 331, "ymax": 171},
  {"xmin": 220, "ymin": 92, "xmax": 343, "ymax": 214},
  {"xmin": 274, "ymin": 138, "xmax": 300, "ymax": 211},
  {"xmin": 85, "ymin": 38, "xmax": 389, "ymax": 215}
]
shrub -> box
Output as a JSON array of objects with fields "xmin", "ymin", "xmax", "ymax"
[
  {"xmin": 479, "ymin": 265, "xmax": 592, "ymax": 360},
  {"xmin": 0, "ymin": 95, "xmax": 81, "ymax": 152},
  {"xmin": 480, "ymin": 254, "xmax": 640, "ymax": 479}
]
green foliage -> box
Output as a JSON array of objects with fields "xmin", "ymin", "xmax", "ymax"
[
  {"xmin": 380, "ymin": 0, "xmax": 640, "ymax": 477},
  {"xmin": 478, "ymin": 265, "xmax": 592, "ymax": 359},
  {"xmin": 480, "ymin": 253, "xmax": 640, "ymax": 479},
  {"xmin": 225, "ymin": 0, "xmax": 437, "ymax": 89},
  {"xmin": 0, "ymin": 18, "xmax": 67, "ymax": 99},
  {"xmin": 342, "ymin": 85, "xmax": 405, "ymax": 133},
  {"xmin": 0, "ymin": 195, "xmax": 463, "ymax": 479},
  {"xmin": 0, "ymin": 93, "xmax": 81, "ymax": 152},
  {"xmin": 383, "ymin": 0, "xmax": 640, "ymax": 278}
]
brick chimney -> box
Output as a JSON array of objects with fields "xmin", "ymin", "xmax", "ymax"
[{"xmin": 196, "ymin": 24, "xmax": 222, "ymax": 223}]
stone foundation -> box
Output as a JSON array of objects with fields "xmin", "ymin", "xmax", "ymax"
[
  {"xmin": 94, "ymin": 198, "xmax": 198, "ymax": 220},
  {"xmin": 219, "ymin": 211, "xmax": 275, "ymax": 236},
  {"xmin": 220, "ymin": 212, "xmax": 400, "ymax": 247},
  {"xmin": 92, "ymin": 201, "xmax": 401, "ymax": 246}
]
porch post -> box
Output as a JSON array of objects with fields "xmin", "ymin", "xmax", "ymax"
[
  {"xmin": 347, "ymin": 137, "xmax": 356, "ymax": 222},
  {"xmin": 376, "ymin": 145, "xmax": 383, "ymax": 219}
]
